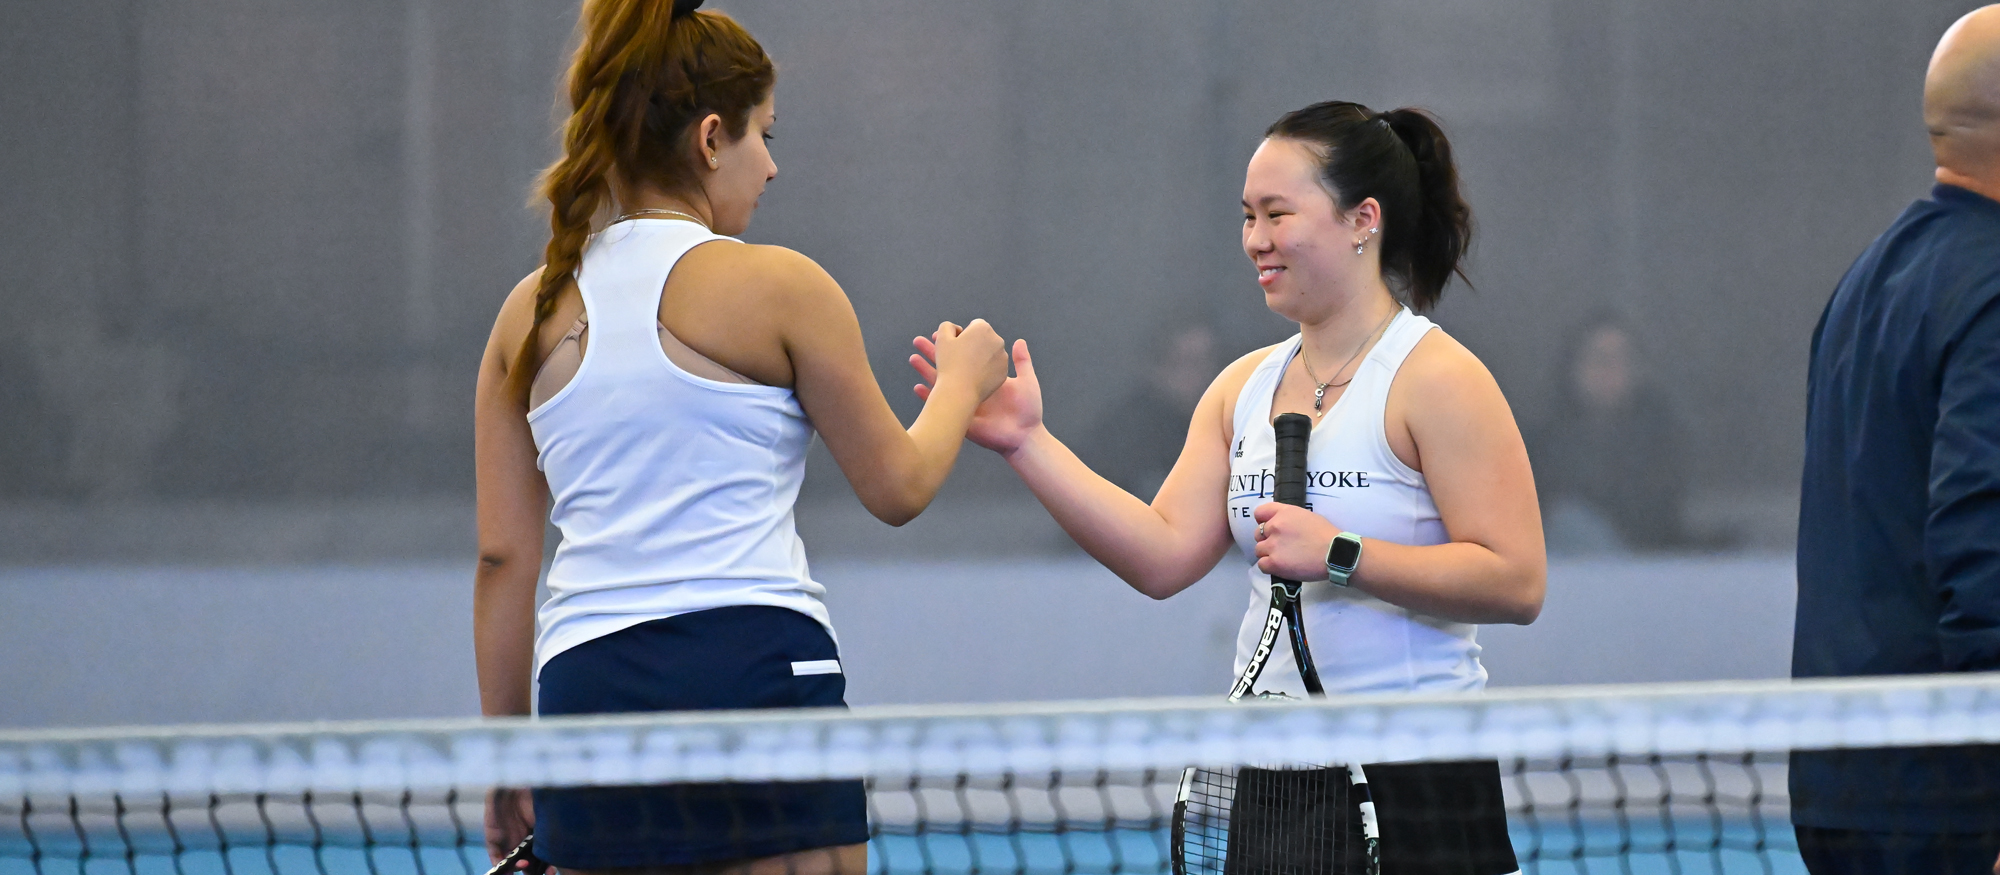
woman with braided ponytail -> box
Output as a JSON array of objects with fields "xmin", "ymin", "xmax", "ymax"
[
  {"xmin": 472, "ymin": 1, "xmax": 1007, "ymax": 872},
  {"xmin": 914, "ymin": 101, "xmax": 1542, "ymax": 873}
]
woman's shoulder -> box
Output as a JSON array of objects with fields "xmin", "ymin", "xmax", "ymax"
[
  {"xmin": 678, "ymin": 240, "xmax": 826, "ymax": 283},
  {"xmin": 488, "ymin": 267, "xmax": 549, "ymax": 353},
  {"xmin": 1222, "ymin": 342, "xmax": 1286, "ymax": 383},
  {"xmin": 1389, "ymin": 323, "xmax": 1510, "ymax": 424},
  {"xmin": 1214, "ymin": 341, "xmax": 1288, "ymax": 442},
  {"xmin": 673, "ymin": 240, "xmax": 846, "ymax": 305},
  {"xmin": 1218, "ymin": 341, "xmax": 1287, "ymax": 394},
  {"xmin": 1398, "ymin": 324, "xmax": 1494, "ymax": 391},
  {"xmin": 498, "ymin": 267, "xmax": 545, "ymax": 312}
]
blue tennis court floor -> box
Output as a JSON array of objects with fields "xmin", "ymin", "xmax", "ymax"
[{"xmin": 1, "ymin": 825, "xmax": 1810, "ymax": 875}]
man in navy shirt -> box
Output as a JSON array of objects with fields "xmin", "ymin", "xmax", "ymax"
[{"xmin": 1794, "ymin": 7, "xmax": 2000, "ymax": 874}]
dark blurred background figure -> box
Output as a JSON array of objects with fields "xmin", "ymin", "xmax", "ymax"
[
  {"xmin": 1082, "ymin": 319, "xmax": 1221, "ymax": 500},
  {"xmin": 1527, "ymin": 314, "xmax": 1693, "ymax": 554},
  {"xmin": 0, "ymin": 349, "xmax": 76, "ymax": 499}
]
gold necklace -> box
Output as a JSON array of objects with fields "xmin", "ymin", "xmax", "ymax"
[
  {"xmin": 1299, "ymin": 307, "xmax": 1398, "ymax": 412},
  {"xmin": 614, "ymin": 207, "xmax": 709, "ymax": 229}
]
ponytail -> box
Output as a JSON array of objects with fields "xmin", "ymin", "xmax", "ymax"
[
  {"xmin": 1265, "ymin": 102, "xmax": 1474, "ymax": 312},
  {"xmin": 506, "ymin": 71, "xmax": 616, "ymax": 408},
  {"xmin": 1379, "ymin": 109, "xmax": 1471, "ymax": 311},
  {"xmin": 505, "ymin": 0, "xmax": 774, "ymax": 406}
]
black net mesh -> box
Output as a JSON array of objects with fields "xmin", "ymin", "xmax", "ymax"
[{"xmin": 5, "ymin": 676, "xmax": 1998, "ymax": 875}]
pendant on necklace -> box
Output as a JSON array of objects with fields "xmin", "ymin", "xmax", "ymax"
[{"xmin": 1313, "ymin": 385, "xmax": 1326, "ymax": 411}]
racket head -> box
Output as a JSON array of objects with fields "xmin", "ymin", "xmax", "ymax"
[
  {"xmin": 1173, "ymin": 764, "xmax": 1370, "ymax": 875},
  {"xmin": 1172, "ymin": 765, "xmax": 1234, "ymax": 875}
]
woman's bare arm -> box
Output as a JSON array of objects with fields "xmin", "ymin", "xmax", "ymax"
[
  {"xmin": 745, "ymin": 247, "xmax": 1007, "ymax": 526},
  {"xmin": 913, "ymin": 340, "xmax": 1269, "ymax": 598},
  {"xmin": 472, "ymin": 271, "xmax": 550, "ymax": 717}
]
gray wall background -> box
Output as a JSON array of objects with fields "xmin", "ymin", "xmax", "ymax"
[
  {"xmin": 0, "ymin": 555, "xmax": 1794, "ymax": 728},
  {"xmin": 0, "ymin": 3, "xmax": 1970, "ymax": 728},
  {"xmin": 0, "ymin": 1, "xmax": 1973, "ymax": 525}
]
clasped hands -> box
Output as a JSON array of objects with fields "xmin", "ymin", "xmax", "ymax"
[{"xmin": 908, "ymin": 325, "xmax": 1043, "ymax": 457}]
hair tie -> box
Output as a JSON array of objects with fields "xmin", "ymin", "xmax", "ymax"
[{"xmin": 671, "ymin": 0, "xmax": 704, "ymax": 19}]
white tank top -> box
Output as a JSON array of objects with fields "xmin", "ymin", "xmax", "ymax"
[
  {"xmin": 527, "ymin": 219, "xmax": 828, "ymax": 676},
  {"xmin": 1225, "ymin": 309, "xmax": 1487, "ymax": 696}
]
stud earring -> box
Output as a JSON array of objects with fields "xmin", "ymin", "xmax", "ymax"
[{"xmin": 709, "ymin": 156, "xmax": 719, "ymax": 168}]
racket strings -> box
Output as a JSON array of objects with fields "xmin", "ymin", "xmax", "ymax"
[{"xmin": 1173, "ymin": 765, "xmax": 1368, "ymax": 875}]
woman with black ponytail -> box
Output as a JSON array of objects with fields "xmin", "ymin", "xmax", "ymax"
[
  {"xmin": 474, "ymin": 0, "xmax": 1009, "ymax": 872},
  {"xmin": 914, "ymin": 101, "xmax": 1543, "ymax": 873}
]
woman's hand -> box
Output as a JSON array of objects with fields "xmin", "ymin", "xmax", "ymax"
[
  {"xmin": 926, "ymin": 319, "xmax": 1009, "ymax": 401},
  {"xmin": 1252, "ymin": 502, "xmax": 1339, "ymax": 581},
  {"xmin": 912, "ymin": 336, "xmax": 1043, "ymax": 455},
  {"xmin": 484, "ymin": 787, "xmax": 535, "ymax": 868}
]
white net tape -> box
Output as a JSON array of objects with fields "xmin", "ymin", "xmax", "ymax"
[{"xmin": 4, "ymin": 674, "xmax": 1996, "ymax": 799}]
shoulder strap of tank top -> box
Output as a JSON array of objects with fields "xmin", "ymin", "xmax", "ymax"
[
  {"xmin": 575, "ymin": 221, "xmax": 729, "ymax": 357},
  {"xmin": 1232, "ymin": 337, "xmax": 1301, "ymax": 440},
  {"xmin": 1362, "ymin": 308, "xmax": 1435, "ymax": 376}
]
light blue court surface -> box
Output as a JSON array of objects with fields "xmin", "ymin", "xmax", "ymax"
[{"xmin": 1, "ymin": 826, "xmax": 1809, "ymax": 875}]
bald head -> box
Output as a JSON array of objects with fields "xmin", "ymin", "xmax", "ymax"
[{"xmin": 1927, "ymin": 5, "xmax": 2000, "ymax": 192}]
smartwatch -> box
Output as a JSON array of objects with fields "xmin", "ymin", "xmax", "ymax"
[{"xmin": 1324, "ymin": 532, "xmax": 1363, "ymax": 587}]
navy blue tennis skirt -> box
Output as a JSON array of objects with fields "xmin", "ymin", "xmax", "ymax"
[{"xmin": 531, "ymin": 605, "xmax": 869, "ymax": 869}]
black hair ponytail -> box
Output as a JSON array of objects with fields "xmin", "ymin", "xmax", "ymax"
[
  {"xmin": 1266, "ymin": 102, "xmax": 1474, "ymax": 312},
  {"xmin": 1379, "ymin": 108, "xmax": 1471, "ymax": 311}
]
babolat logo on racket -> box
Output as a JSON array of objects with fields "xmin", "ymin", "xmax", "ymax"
[{"xmin": 1230, "ymin": 604, "xmax": 1287, "ymax": 699}]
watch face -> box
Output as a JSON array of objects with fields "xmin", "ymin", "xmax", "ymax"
[{"xmin": 1328, "ymin": 535, "xmax": 1362, "ymax": 570}]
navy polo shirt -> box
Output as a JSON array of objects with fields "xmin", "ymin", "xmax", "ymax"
[{"xmin": 1793, "ymin": 183, "xmax": 2000, "ymax": 832}]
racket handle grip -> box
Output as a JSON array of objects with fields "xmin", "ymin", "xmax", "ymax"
[{"xmin": 1273, "ymin": 413, "xmax": 1311, "ymax": 509}]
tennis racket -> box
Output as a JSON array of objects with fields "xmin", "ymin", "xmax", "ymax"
[
  {"xmin": 1171, "ymin": 412, "xmax": 1381, "ymax": 875},
  {"xmin": 1227, "ymin": 412, "xmax": 1324, "ymax": 702}
]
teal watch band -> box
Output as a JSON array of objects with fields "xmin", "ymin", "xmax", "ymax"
[{"xmin": 1324, "ymin": 531, "xmax": 1363, "ymax": 587}]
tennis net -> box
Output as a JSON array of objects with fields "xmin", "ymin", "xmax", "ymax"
[{"xmin": 5, "ymin": 674, "xmax": 1998, "ymax": 875}]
